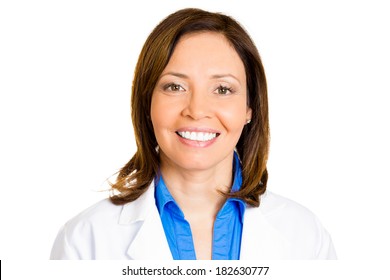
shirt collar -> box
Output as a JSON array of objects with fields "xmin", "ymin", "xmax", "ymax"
[
  {"xmin": 231, "ymin": 151, "xmax": 243, "ymax": 193},
  {"xmin": 155, "ymin": 151, "xmax": 245, "ymax": 217},
  {"xmin": 228, "ymin": 151, "xmax": 246, "ymax": 222},
  {"xmin": 154, "ymin": 173, "xmax": 176, "ymax": 217}
]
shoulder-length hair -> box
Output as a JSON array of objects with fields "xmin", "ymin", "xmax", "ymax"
[{"xmin": 110, "ymin": 8, "xmax": 270, "ymax": 207}]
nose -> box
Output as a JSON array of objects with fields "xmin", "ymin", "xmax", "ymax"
[{"xmin": 181, "ymin": 89, "xmax": 212, "ymax": 120}]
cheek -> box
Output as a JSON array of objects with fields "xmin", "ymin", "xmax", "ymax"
[
  {"xmin": 150, "ymin": 96, "xmax": 160, "ymax": 124},
  {"xmin": 217, "ymin": 102, "xmax": 248, "ymax": 131},
  {"xmin": 150, "ymin": 94, "xmax": 179, "ymax": 132},
  {"xmin": 150, "ymin": 94, "xmax": 164, "ymax": 135}
]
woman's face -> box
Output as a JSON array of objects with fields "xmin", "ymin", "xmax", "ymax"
[{"xmin": 151, "ymin": 32, "xmax": 251, "ymax": 172}]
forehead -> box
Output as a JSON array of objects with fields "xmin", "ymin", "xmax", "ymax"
[
  {"xmin": 175, "ymin": 31, "xmax": 233, "ymax": 51},
  {"xmin": 164, "ymin": 31, "xmax": 246, "ymax": 78}
]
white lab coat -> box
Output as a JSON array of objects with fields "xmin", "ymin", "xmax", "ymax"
[{"xmin": 50, "ymin": 182, "xmax": 337, "ymax": 260}]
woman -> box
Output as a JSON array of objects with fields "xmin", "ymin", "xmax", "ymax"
[{"xmin": 50, "ymin": 8, "xmax": 336, "ymax": 260}]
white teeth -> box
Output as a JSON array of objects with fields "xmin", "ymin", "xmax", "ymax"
[
  {"xmin": 190, "ymin": 132, "xmax": 196, "ymax": 140},
  {"xmin": 177, "ymin": 131, "xmax": 217, "ymax": 141}
]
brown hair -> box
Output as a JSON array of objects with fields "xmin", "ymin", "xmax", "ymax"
[{"xmin": 110, "ymin": 8, "xmax": 269, "ymax": 207}]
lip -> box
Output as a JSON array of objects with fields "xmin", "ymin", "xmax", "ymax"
[
  {"xmin": 175, "ymin": 127, "xmax": 221, "ymax": 148},
  {"xmin": 176, "ymin": 127, "xmax": 221, "ymax": 134}
]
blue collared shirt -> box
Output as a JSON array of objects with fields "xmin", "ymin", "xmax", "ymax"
[{"xmin": 154, "ymin": 153, "xmax": 246, "ymax": 260}]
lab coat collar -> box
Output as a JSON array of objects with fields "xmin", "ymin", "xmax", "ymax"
[
  {"xmin": 240, "ymin": 195, "xmax": 290, "ymax": 259},
  {"xmin": 119, "ymin": 181, "xmax": 173, "ymax": 260},
  {"xmin": 118, "ymin": 182, "xmax": 288, "ymax": 260}
]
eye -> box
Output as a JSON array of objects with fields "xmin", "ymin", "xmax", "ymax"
[
  {"xmin": 215, "ymin": 85, "xmax": 234, "ymax": 95},
  {"xmin": 163, "ymin": 83, "xmax": 185, "ymax": 92}
]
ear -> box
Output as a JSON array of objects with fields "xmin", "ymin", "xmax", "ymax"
[{"xmin": 246, "ymin": 107, "xmax": 252, "ymax": 124}]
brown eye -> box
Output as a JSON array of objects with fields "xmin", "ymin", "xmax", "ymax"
[
  {"xmin": 164, "ymin": 83, "xmax": 185, "ymax": 92},
  {"xmin": 216, "ymin": 85, "xmax": 233, "ymax": 95}
]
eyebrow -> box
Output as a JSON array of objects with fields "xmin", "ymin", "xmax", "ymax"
[
  {"xmin": 211, "ymin": 74, "xmax": 241, "ymax": 85},
  {"xmin": 160, "ymin": 72, "xmax": 189, "ymax": 79},
  {"xmin": 160, "ymin": 72, "xmax": 241, "ymax": 84}
]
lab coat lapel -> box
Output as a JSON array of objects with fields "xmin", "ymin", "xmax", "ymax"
[
  {"xmin": 126, "ymin": 206, "xmax": 172, "ymax": 260},
  {"xmin": 120, "ymin": 182, "xmax": 173, "ymax": 260},
  {"xmin": 240, "ymin": 205, "xmax": 290, "ymax": 259}
]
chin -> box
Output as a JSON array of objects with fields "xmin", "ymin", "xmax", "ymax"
[
  {"xmin": 174, "ymin": 155, "xmax": 214, "ymax": 170},
  {"xmin": 165, "ymin": 150, "xmax": 230, "ymax": 172},
  {"xmin": 159, "ymin": 144, "xmax": 235, "ymax": 171}
]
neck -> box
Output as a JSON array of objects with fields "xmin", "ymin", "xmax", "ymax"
[{"xmin": 159, "ymin": 153, "xmax": 234, "ymax": 218}]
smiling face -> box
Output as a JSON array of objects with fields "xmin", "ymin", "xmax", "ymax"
[{"xmin": 151, "ymin": 32, "xmax": 252, "ymax": 172}]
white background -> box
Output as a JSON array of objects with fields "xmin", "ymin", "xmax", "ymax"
[{"xmin": 1, "ymin": 0, "xmax": 389, "ymax": 266}]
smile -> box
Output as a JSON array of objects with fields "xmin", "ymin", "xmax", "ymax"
[{"xmin": 176, "ymin": 131, "xmax": 220, "ymax": 142}]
